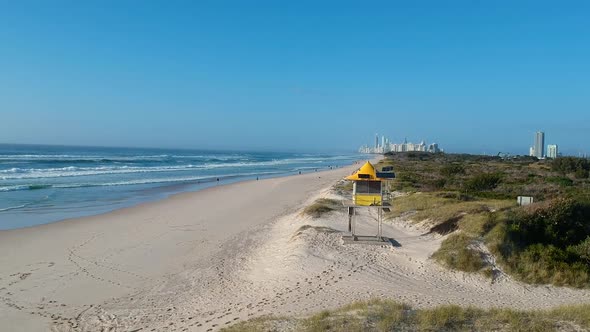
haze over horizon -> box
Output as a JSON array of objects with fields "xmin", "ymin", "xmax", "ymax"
[{"xmin": 1, "ymin": 2, "xmax": 589, "ymax": 155}]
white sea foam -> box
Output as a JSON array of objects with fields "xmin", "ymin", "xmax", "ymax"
[
  {"xmin": 0, "ymin": 154, "xmax": 247, "ymax": 162},
  {"xmin": 52, "ymin": 176, "xmax": 213, "ymax": 189},
  {"xmin": 0, "ymin": 171, "xmax": 284, "ymax": 192},
  {"xmin": 0, "ymin": 165, "xmax": 206, "ymax": 179},
  {"xmin": 0, "ymin": 204, "xmax": 28, "ymax": 212},
  {"xmin": 0, "ymin": 153, "xmax": 350, "ymax": 163},
  {"xmin": 0, "ymin": 157, "xmax": 338, "ymax": 180},
  {"xmin": 0, "ymin": 185, "xmax": 30, "ymax": 192}
]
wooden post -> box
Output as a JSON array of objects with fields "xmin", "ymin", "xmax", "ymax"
[{"xmin": 348, "ymin": 207, "xmax": 354, "ymax": 232}]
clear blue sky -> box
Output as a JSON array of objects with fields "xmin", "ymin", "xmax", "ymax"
[{"xmin": 1, "ymin": 1, "xmax": 589, "ymax": 155}]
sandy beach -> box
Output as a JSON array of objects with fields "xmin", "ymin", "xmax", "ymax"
[{"xmin": 2, "ymin": 159, "xmax": 590, "ymax": 332}]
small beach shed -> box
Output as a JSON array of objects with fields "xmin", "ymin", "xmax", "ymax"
[
  {"xmin": 345, "ymin": 161, "xmax": 383, "ymax": 206},
  {"xmin": 343, "ymin": 161, "xmax": 396, "ymax": 243}
]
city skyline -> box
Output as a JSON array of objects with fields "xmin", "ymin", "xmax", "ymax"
[
  {"xmin": 359, "ymin": 134, "xmax": 441, "ymax": 154},
  {"xmin": 357, "ymin": 130, "xmax": 590, "ymax": 159},
  {"xmin": 529, "ymin": 131, "xmax": 561, "ymax": 159}
]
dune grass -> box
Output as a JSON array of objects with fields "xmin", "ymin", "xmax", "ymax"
[
  {"xmin": 291, "ymin": 225, "xmax": 339, "ymax": 241},
  {"xmin": 333, "ymin": 180, "xmax": 354, "ymax": 196},
  {"xmin": 431, "ymin": 232, "xmax": 485, "ymax": 273},
  {"xmin": 222, "ymin": 299, "xmax": 590, "ymax": 332},
  {"xmin": 387, "ymin": 192, "xmax": 511, "ymax": 277},
  {"xmin": 387, "ymin": 192, "xmax": 513, "ymax": 225},
  {"xmin": 303, "ymin": 198, "xmax": 342, "ymax": 218},
  {"xmin": 430, "ymin": 212, "xmax": 506, "ymax": 276},
  {"xmin": 221, "ymin": 315, "xmax": 295, "ymax": 332}
]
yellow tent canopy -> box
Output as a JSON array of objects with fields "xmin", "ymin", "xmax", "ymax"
[{"xmin": 345, "ymin": 161, "xmax": 381, "ymax": 181}]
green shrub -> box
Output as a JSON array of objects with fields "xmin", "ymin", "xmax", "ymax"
[
  {"xmin": 435, "ymin": 191, "xmax": 472, "ymax": 201},
  {"xmin": 464, "ymin": 173, "xmax": 502, "ymax": 192},
  {"xmin": 508, "ymin": 198, "xmax": 590, "ymax": 248},
  {"xmin": 547, "ymin": 176, "xmax": 574, "ymax": 187},
  {"xmin": 432, "ymin": 233, "xmax": 485, "ymax": 273},
  {"xmin": 575, "ymin": 168, "xmax": 590, "ymax": 179},
  {"xmin": 489, "ymin": 198, "xmax": 590, "ymax": 287},
  {"xmin": 569, "ymin": 236, "xmax": 590, "ymax": 263},
  {"xmin": 440, "ymin": 164, "xmax": 466, "ymax": 177},
  {"xmin": 505, "ymin": 244, "xmax": 589, "ymax": 286},
  {"xmin": 428, "ymin": 178, "xmax": 447, "ymax": 190},
  {"xmin": 552, "ymin": 157, "xmax": 590, "ymax": 175},
  {"xmin": 397, "ymin": 171, "xmax": 421, "ymax": 184}
]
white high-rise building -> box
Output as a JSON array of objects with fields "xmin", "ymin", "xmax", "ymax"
[
  {"xmin": 534, "ymin": 131, "xmax": 545, "ymax": 158},
  {"xmin": 529, "ymin": 146, "xmax": 535, "ymax": 157},
  {"xmin": 547, "ymin": 145, "xmax": 558, "ymax": 159},
  {"xmin": 428, "ymin": 143, "xmax": 440, "ymax": 153}
]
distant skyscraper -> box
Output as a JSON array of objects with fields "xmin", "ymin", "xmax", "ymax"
[
  {"xmin": 428, "ymin": 143, "xmax": 440, "ymax": 153},
  {"xmin": 534, "ymin": 131, "xmax": 545, "ymax": 158},
  {"xmin": 547, "ymin": 144, "xmax": 558, "ymax": 159},
  {"xmin": 360, "ymin": 135, "xmax": 443, "ymax": 154}
]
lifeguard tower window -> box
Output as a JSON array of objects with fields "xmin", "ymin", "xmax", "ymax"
[
  {"xmin": 355, "ymin": 181, "xmax": 381, "ymax": 194},
  {"xmin": 358, "ymin": 174, "xmax": 371, "ymax": 179}
]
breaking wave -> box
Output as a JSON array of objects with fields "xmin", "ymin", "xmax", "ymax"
[
  {"xmin": 0, "ymin": 156, "xmax": 346, "ymax": 180},
  {"xmin": 0, "ymin": 171, "xmax": 283, "ymax": 192}
]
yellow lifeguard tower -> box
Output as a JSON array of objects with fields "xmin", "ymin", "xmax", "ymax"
[
  {"xmin": 345, "ymin": 161, "xmax": 383, "ymax": 206},
  {"xmin": 343, "ymin": 161, "xmax": 396, "ymax": 244}
]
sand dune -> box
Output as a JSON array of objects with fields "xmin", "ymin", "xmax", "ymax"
[{"xmin": 1, "ymin": 160, "xmax": 590, "ymax": 332}]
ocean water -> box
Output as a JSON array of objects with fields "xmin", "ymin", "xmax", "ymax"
[{"xmin": 0, "ymin": 144, "xmax": 363, "ymax": 230}]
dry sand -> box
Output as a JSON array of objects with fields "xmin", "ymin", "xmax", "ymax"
[{"xmin": 1, "ymin": 160, "xmax": 590, "ymax": 332}]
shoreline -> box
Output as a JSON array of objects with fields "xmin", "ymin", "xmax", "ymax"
[{"xmin": 0, "ymin": 162, "xmax": 360, "ymax": 233}]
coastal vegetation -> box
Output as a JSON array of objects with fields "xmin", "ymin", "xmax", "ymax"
[
  {"xmin": 303, "ymin": 198, "xmax": 342, "ymax": 218},
  {"xmin": 552, "ymin": 156, "xmax": 590, "ymax": 179},
  {"xmin": 225, "ymin": 153, "xmax": 590, "ymax": 331},
  {"xmin": 222, "ymin": 299, "xmax": 590, "ymax": 332},
  {"xmin": 383, "ymin": 152, "xmax": 590, "ymax": 287},
  {"xmin": 333, "ymin": 180, "xmax": 354, "ymax": 196}
]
